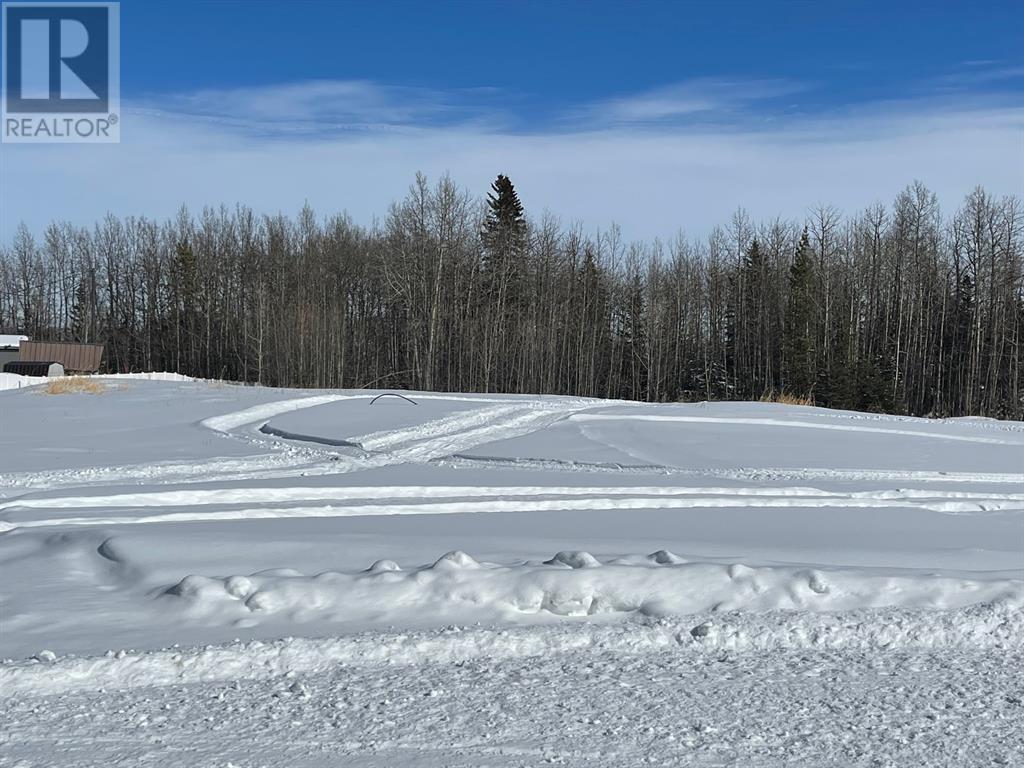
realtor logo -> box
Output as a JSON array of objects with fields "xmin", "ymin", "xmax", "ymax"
[{"xmin": 2, "ymin": 2, "xmax": 119, "ymax": 142}]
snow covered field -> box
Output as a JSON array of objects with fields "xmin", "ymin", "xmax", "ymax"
[{"xmin": 0, "ymin": 377, "xmax": 1021, "ymax": 766}]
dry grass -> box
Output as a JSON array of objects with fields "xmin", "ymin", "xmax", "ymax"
[
  {"xmin": 40, "ymin": 376, "xmax": 108, "ymax": 395},
  {"xmin": 759, "ymin": 390, "xmax": 815, "ymax": 407}
]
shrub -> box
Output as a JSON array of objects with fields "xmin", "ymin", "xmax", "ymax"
[
  {"xmin": 759, "ymin": 390, "xmax": 814, "ymax": 406},
  {"xmin": 40, "ymin": 377, "xmax": 108, "ymax": 395}
]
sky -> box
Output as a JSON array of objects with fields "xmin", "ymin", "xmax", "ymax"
[{"xmin": 2, "ymin": 0, "xmax": 1023, "ymax": 243}]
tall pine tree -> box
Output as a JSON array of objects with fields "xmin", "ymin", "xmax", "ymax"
[
  {"xmin": 740, "ymin": 238, "xmax": 767, "ymax": 396},
  {"xmin": 70, "ymin": 274, "xmax": 95, "ymax": 343},
  {"xmin": 617, "ymin": 270, "xmax": 649, "ymax": 400},
  {"xmin": 479, "ymin": 174, "xmax": 527, "ymax": 390},
  {"xmin": 783, "ymin": 229, "xmax": 817, "ymax": 398},
  {"xmin": 480, "ymin": 174, "xmax": 526, "ymax": 301},
  {"xmin": 170, "ymin": 239, "xmax": 199, "ymax": 374}
]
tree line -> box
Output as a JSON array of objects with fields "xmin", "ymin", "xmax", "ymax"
[{"xmin": 1, "ymin": 174, "xmax": 1021, "ymax": 418}]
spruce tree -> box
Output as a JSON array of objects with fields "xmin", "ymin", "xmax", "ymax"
[
  {"xmin": 70, "ymin": 276, "xmax": 93, "ymax": 342},
  {"xmin": 577, "ymin": 247, "xmax": 609, "ymax": 396},
  {"xmin": 724, "ymin": 269, "xmax": 737, "ymax": 395},
  {"xmin": 740, "ymin": 238, "xmax": 766, "ymax": 396},
  {"xmin": 478, "ymin": 174, "xmax": 527, "ymax": 391},
  {"xmin": 783, "ymin": 229, "xmax": 817, "ymax": 398},
  {"xmin": 480, "ymin": 174, "xmax": 526, "ymax": 299},
  {"xmin": 854, "ymin": 353, "xmax": 891, "ymax": 413},
  {"xmin": 619, "ymin": 270, "xmax": 649, "ymax": 400},
  {"xmin": 170, "ymin": 239, "xmax": 198, "ymax": 373}
]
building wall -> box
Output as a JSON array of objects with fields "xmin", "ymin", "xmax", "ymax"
[
  {"xmin": 0, "ymin": 349, "xmax": 20, "ymax": 368},
  {"xmin": 17, "ymin": 341, "xmax": 103, "ymax": 373}
]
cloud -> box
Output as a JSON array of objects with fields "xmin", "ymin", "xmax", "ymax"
[
  {"xmin": 2, "ymin": 78, "xmax": 1022, "ymax": 246},
  {"xmin": 937, "ymin": 64, "xmax": 1024, "ymax": 86},
  {"xmin": 131, "ymin": 80, "xmax": 508, "ymax": 135},
  {"xmin": 574, "ymin": 77, "xmax": 810, "ymax": 125}
]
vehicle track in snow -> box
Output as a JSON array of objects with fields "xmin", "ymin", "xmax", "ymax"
[
  {"xmin": 440, "ymin": 453, "xmax": 1024, "ymax": 485},
  {"xmin": 3, "ymin": 484, "xmax": 1021, "ymax": 532},
  {"xmin": 570, "ymin": 413, "xmax": 1024, "ymax": 445},
  {"xmin": 0, "ymin": 395, "xmax": 598, "ymax": 498},
  {"xmin": 6, "ymin": 392, "xmax": 1018, "ymax": 501}
]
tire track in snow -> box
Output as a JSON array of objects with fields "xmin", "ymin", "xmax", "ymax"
[
  {"xmin": 245, "ymin": 398, "xmax": 596, "ymax": 473},
  {"xmin": 201, "ymin": 394, "xmax": 365, "ymax": 433},
  {"xmin": 0, "ymin": 453, "xmax": 328, "ymax": 496},
  {"xmin": 3, "ymin": 487, "xmax": 1021, "ymax": 532},
  {"xmin": 0, "ymin": 395, "xmax": 370, "ymax": 495},
  {"xmin": 440, "ymin": 454, "xmax": 1024, "ymax": 485},
  {"xmin": 375, "ymin": 404, "xmax": 585, "ymax": 463},
  {"xmin": 5, "ymin": 484, "xmax": 1023, "ymax": 511},
  {"xmin": 571, "ymin": 413, "xmax": 1024, "ymax": 445},
  {"xmin": 0, "ymin": 395, "xmax": 598, "ymax": 496}
]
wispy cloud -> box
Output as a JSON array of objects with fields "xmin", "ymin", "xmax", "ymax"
[
  {"xmin": 133, "ymin": 80, "xmax": 509, "ymax": 135},
  {"xmin": 132, "ymin": 76, "xmax": 818, "ymax": 136},
  {"xmin": 932, "ymin": 64, "xmax": 1024, "ymax": 88},
  {"xmin": 574, "ymin": 77, "xmax": 810, "ymax": 126},
  {"xmin": 128, "ymin": 71, "xmax": 1024, "ymax": 138}
]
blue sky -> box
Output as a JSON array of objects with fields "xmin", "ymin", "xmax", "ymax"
[
  {"xmin": 3, "ymin": 0, "xmax": 1023, "ymax": 242},
  {"xmin": 121, "ymin": 0, "xmax": 1023, "ymax": 123}
]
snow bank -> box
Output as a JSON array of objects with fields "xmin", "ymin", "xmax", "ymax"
[
  {"xmin": 156, "ymin": 551, "xmax": 1023, "ymax": 631},
  {"xmin": 3, "ymin": 602, "xmax": 1020, "ymax": 697}
]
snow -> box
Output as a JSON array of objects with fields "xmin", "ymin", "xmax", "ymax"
[
  {"xmin": 2, "ymin": 617, "xmax": 1022, "ymax": 766},
  {"xmin": 0, "ymin": 379, "xmax": 1021, "ymax": 765},
  {"xmin": 2, "ymin": 604, "xmax": 1021, "ymax": 699},
  {"xmin": 0, "ymin": 371, "xmax": 46, "ymax": 390},
  {"xmin": 0, "ymin": 333, "xmax": 28, "ymax": 347},
  {"xmin": 3, "ymin": 643, "xmax": 1020, "ymax": 767}
]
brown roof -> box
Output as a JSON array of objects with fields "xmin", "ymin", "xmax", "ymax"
[{"xmin": 19, "ymin": 341, "xmax": 104, "ymax": 372}]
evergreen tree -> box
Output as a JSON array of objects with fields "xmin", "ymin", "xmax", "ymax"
[
  {"xmin": 576, "ymin": 246, "xmax": 609, "ymax": 396},
  {"xmin": 478, "ymin": 174, "xmax": 527, "ymax": 391},
  {"xmin": 70, "ymin": 275, "xmax": 94, "ymax": 342},
  {"xmin": 724, "ymin": 268, "xmax": 737, "ymax": 394},
  {"xmin": 480, "ymin": 174, "xmax": 526, "ymax": 300},
  {"xmin": 783, "ymin": 229, "xmax": 817, "ymax": 397},
  {"xmin": 944, "ymin": 271, "xmax": 975, "ymax": 413},
  {"xmin": 618, "ymin": 270, "xmax": 649, "ymax": 400},
  {"xmin": 740, "ymin": 238, "xmax": 767, "ymax": 396},
  {"xmin": 170, "ymin": 239, "xmax": 198, "ymax": 373}
]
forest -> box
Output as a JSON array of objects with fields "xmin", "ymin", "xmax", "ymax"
[{"xmin": 1, "ymin": 175, "xmax": 1021, "ymax": 418}]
